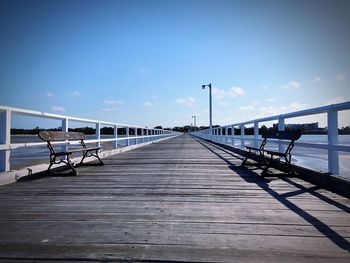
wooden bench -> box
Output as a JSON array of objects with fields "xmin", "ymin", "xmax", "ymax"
[
  {"xmin": 38, "ymin": 131, "xmax": 104, "ymax": 175},
  {"xmin": 242, "ymin": 130, "xmax": 301, "ymax": 176}
]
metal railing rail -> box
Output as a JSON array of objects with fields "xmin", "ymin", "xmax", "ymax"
[
  {"xmin": 0, "ymin": 105, "xmax": 179, "ymax": 172},
  {"xmin": 190, "ymin": 101, "xmax": 350, "ymax": 175}
]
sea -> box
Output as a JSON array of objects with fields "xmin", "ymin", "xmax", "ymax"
[{"xmin": 9, "ymin": 135, "xmax": 350, "ymax": 177}]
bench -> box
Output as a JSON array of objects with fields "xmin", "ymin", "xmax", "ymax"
[
  {"xmin": 38, "ymin": 131, "xmax": 104, "ymax": 175},
  {"xmin": 242, "ymin": 130, "xmax": 301, "ymax": 176}
]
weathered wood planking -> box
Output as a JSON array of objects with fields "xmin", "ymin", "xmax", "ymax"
[{"xmin": 0, "ymin": 134, "xmax": 349, "ymax": 262}]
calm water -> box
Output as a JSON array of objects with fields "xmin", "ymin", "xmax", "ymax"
[
  {"xmin": 9, "ymin": 135, "xmax": 350, "ymax": 177},
  {"xmin": 10, "ymin": 135, "xmax": 130, "ymax": 169}
]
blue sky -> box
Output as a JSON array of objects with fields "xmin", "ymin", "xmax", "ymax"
[{"xmin": 0, "ymin": 0, "xmax": 349, "ymax": 128}]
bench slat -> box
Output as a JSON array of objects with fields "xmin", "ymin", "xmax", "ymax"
[
  {"xmin": 61, "ymin": 147, "xmax": 101, "ymax": 154},
  {"xmin": 265, "ymin": 150, "xmax": 286, "ymax": 157},
  {"xmin": 242, "ymin": 130, "xmax": 301, "ymax": 176},
  {"xmin": 262, "ymin": 130, "xmax": 301, "ymax": 141},
  {"xmin": 39, "ymin": 131, "xmax": 86, "ymax": 141},
  {"xmin": 245, "ymin": 146, "xmax": 260, "ymax": 151},
  {"xmin": 38, "ymin": 131, "xmax": 103, "ymax": 175}
]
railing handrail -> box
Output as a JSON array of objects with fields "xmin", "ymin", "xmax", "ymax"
[
  {"xmin": 217, "ymin": 101, "xmax": 350, "ymax": 128},
  {"xmin": 0, "ymin": 105, "xmax": 179, "ymax": 174},
  {"xmin": 0, "ymin": 105, "xmax": 161, "ymax": 129},
  {"xmin": 191, "ymin": 101, "xmax": 350, "ymax": 175}
]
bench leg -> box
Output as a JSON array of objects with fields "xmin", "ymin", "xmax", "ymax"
[
  {"xmin": 242, "ymin": 149, "xmax": 251, "ymax": 165},
  {"xmin": 285, "ymin": 155, "xmax": 296, "ymax": 176},
  {"xmin": 47, "ymin": 155, "xmax": 56, "ymax": 175},
  {"xmin": 47, "ymin": 154, "xmax": 77, "ymax": 176},
  {"xmin": 79, "ymin": 150, "xmax": 104, "ymax": 166},
  {"xmin": 66, "ymin": 154, "xmax": 77, "ymax": 176},
  {"xmin": 95, "ymin": 149, "xmax": 104, "ymax": 165},
  {"xmin": 79, "ymin": 151, "xmax": 87, "ymax": 165},
  {"xmin": 261, "ymin": 154, "xmax": 273, "ymax": 176}
]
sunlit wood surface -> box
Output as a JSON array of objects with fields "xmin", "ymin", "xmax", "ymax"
[{"xmin": 0, "ymin": 134, "xmax": 349, "ymax": 262}]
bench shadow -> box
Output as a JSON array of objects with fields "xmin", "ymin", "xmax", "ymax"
[
  {"xmin": 76, "ymin": 162, "xmax": 104, "ymax": 167},
  {"xmin": 17, "ymin": 167, "xmax": 77, "ymax": 182},
  {"xmin": 194, "ymin": 137, "xmax": 350, "ymax": 252},
  {"xmin": 17, "ymin": 159, "xmax": 106, "ymax": 182}
]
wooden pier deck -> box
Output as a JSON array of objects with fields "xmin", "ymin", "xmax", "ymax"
[{"xmin": 0, "ymin": 134, "xmax": 349, "ymax": 262}]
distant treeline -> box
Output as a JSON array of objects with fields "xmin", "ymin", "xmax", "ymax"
[
  {"xmin": 180, "ymin": 125, "xmax": 350, "ymax": 135},
  {"xmin": 10, "ymin": 125, "xmax": 350, "ymax": 135},
  {"xmin": 11, "ymin": 126, "xmax": 172, "ymax": 135}
]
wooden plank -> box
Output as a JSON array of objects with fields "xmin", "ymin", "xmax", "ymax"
[{"xmin": 0, "ymin": 134, "xmax": 349, "ymax": 262}]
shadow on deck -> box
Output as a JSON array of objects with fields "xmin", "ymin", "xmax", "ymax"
[{"xmin": 0, "ymin": 134, "xmax": 349, "ymax": 262}]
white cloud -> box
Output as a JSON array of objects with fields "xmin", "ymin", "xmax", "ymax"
[
  {"xmin": 336, "ymin": 73, "xmax": 346, "ymax": 80},
  {"xmin": 212, "ymin": 86, "xmax": 244, "ymax": 99},
  {"xmin": 326, "ymin": 97, "xmax": 346, "ymax": 105},
  {"xmin": 52, "ymin": 106, "xmax": 65, "ymax": 112},
  {"xmin": 251, "ymin": 100, "xmax": 259, "ymax": 105},
  {"xmin": 176, "ymin": 96, "xmax": 196, "ymax": 106},
  {"xmin": 266, "ymin": 98, "xmax": 275, "ymax": 102},
  {"xmin": 47, "ymin": 92, "xmax": 54, "ymax": 97},
  {"xmin": 257, "ymin": 106, "xmax": 280, "ymax": 117},
  {"xmin": 311, "ymin": 76, "xmax": 321, "ymax": 82},
  {"xmin": 219, "ymin": 102, "xmax": 231, "ymax": 106},
  {"xmin": 256, "ymin": 102, "xmax": 308, "ymax": 119},
  {"xmin": 101, "ymin": 107, "xmax": 118, "ymax": 112},
  {"xmin": 229, "ymin": 86, "xmax": 245, "ymax": 96},
  {"xmin": 104, "ymin": 99, "xmax": 124, "ymax": 105},
  {"xmin": 289, "ymin": 102, "xmax": 309, "ymax": 111},
  {"xmin": 152, "ymin": 94, "xmax": 158, "ymax": 99},
  {"xmin": 282, "ymin": 81, "xmax": 301, "ymax": 90},
  {"xmin": 240, "ymin": 105, "xmax": 256, "ymax": 111},
  {"xmin": 262, "ymin": 85, "xmax": 269, "ymax": 90},
  {"xmin": 144, "ymin": 101, "xmax": 152, "ymax": 107},
  {"xmin": 66, "ymin": 90, "xmax": 81, "ymax": 96},
  {"xmin": 212, "ymin": 88, "xmax": 226, "ymax": 99}
]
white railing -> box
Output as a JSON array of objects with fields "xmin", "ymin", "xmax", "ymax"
[
  {"xmin": 0, "ymin": 105, "xmax": 179, "ymax": 173},
  {"xmin": 191, "ymin": 101, "xmax": 350, "ymax": 175}
]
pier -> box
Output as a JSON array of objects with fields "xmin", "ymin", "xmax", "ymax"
[{"xmin": 0, "ymin": 134, "xmax": 349, "ymax": 262}]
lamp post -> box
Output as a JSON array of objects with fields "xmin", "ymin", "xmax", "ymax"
[
  {"xmin": 202, "ymin": 83, "xmax": 212, "ymax": 139},
  {"xmin": 192, "ymin": 115, "xmax": 196, "ymax": 132}
]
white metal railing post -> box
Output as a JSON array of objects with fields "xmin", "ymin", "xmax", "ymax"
[
  {"xmin": 61, "ymin": 118, "xmax": 69, "ymax": 154},
  {"xmin": 0, "ymin": 109, "xmax": 11, "ymax": 172},
  {"xmin": 126, "ymin": 127, "xmax": 129, "ymax": 146},
  {"xmin": 278, "ymin": 116, "xmax": 285, "ymax": 152},
  {"xmin": 231, "ymin": 125, "xmax": 235, "ymax": 146},
  {"xmin": 135, "ymin": 128, "xmax": 138, "ymax": 145},
  {"xmin": 240, "ymin": 124, "xmax": 245, "ymax": 149},
  {"xmin": 225, "ymin": 127, "xmax": 228, "ymax": 144},
  {"xmin": 327, "ymin": 109, "xmax": 339, "ymax": 174},
  {"xmin": 254, "ymin": 121, "xmax": 259, "ymax": 148},
  {"xmin": 96, "ymin": 122, "xmax": 101, "ymax": 148},
  {"xmin": 113, "ymin": 125, "xmax": 118, "ymax": 149}
]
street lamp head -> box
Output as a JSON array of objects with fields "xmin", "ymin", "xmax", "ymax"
[{"xmin": 202, "ymin": 85, "xmax": 206, "ymax": 89}]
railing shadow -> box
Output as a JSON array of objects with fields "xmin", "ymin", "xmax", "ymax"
[{"xmin": 193, "ymin": 136, "xmax": 350, "ymax": 252}]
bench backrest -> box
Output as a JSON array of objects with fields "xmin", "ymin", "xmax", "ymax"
[
  {"xmin": 38, "ymin": 131, "xmax": 86, "ymax": 142},
  {"xmin": 262, "ymin": 130, "xmax": 301, "ymax": 141}
]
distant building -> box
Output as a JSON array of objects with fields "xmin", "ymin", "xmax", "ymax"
[{"xmin": 273, "ymin": 122, "xmax": 325, "ymax": 133}]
